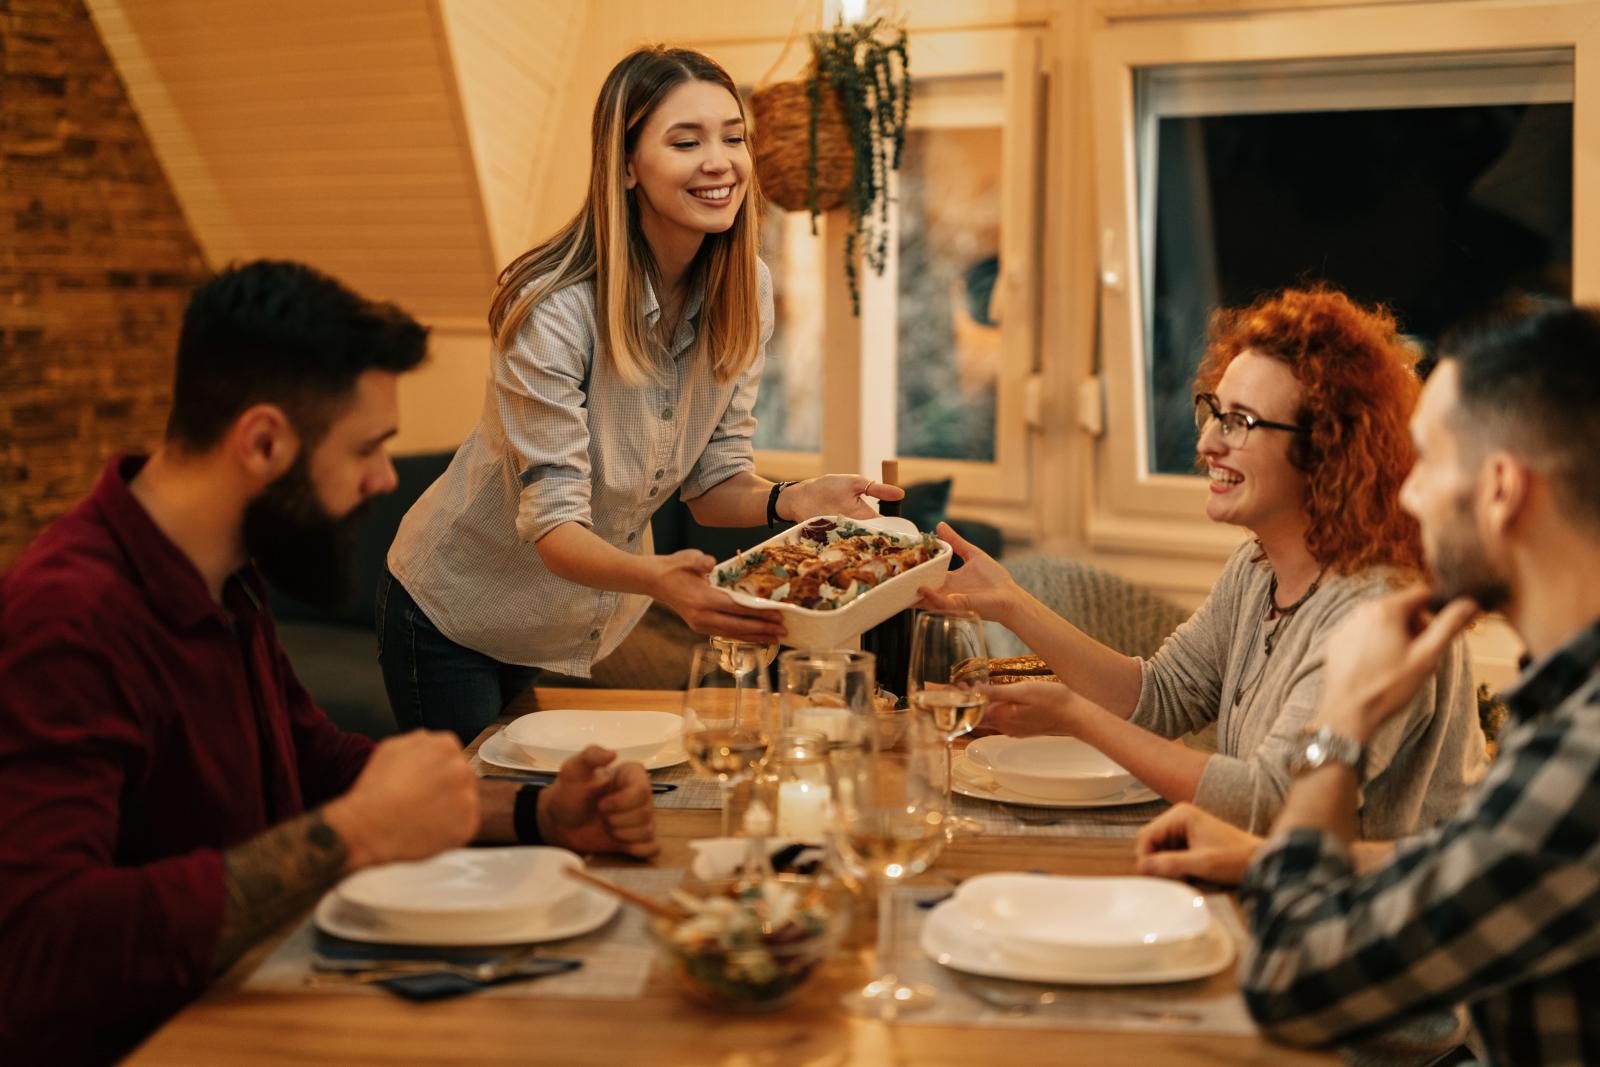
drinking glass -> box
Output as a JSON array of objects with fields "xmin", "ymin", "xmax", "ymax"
[
  {"xmin": 826, "ymin": 711, "xmax": 946, "ymax": 1016},
  {"xmin": 778, "ymin": 649, "xmax": 878, "ymax": 751},
  {"xmin": 683, "ymin": 640, "xmax": 774, "ymax": 837},
  {"xmin": 906, "ymin": 609, "xmax": 989, "ymax": 838}
]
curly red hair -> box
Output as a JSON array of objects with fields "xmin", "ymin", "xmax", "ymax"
[{"xmin": 1194, "ymin": 287, "xmax": 1424, "ymax": 577}]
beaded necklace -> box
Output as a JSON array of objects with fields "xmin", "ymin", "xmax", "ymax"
[{"xmin": 1231, "ymin": 567, "xmax": 1326, "ymax": 708}]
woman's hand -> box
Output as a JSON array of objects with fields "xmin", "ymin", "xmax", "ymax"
[
  {"xmin": 650, "ymin": 550, "xmax": 785, "ymax": 642},
  {"xmin": 975, "ymin": 680, "xmax": 1080, "ymax": 737},
  {"xmin": 918, "ymin": 522, "xmax": 1022, "ymax": 623},
  {"xmin": 779, "ymin": 475, "xmax": 904, "ymax": 522},
  {"xmin": 1134, "ymin": 803, "xmax": 1262, "ymax": 888}
]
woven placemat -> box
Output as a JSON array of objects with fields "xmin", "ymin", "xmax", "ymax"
[{"xmin": 243, "ymin": 867, "xmax": 682, "ymax": 1000}]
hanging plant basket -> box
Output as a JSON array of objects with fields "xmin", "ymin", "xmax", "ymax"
[
  {"xmin": 750, "ymin": 18, "xmax": 911, "ymax": 314},
  {"xmin": 752, "ymin": 80, "xmax": 851, "ymax": 214}
]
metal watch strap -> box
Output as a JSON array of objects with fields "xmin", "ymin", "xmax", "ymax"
[{"xmin": 1291, "ymin": 726, "xmax": 1364, "ymax": 777}]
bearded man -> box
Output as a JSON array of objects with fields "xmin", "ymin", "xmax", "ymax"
[
  {"xmin": 1134, "ymin": 301, "xmax": 1600, "ymax": 1067},
  {"xmin": 0, "ymin": 262, "xmax": 659, "ymax": 1065}
]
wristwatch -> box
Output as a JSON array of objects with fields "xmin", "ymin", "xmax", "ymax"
[{"xmin": 1290, "ymin": 726, "xmax": 1364, "ymax": 777}]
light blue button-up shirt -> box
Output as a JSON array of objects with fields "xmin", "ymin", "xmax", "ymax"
[{"xmin": 388, "ymin": 261, "xmax": 773, "ymax": 675}]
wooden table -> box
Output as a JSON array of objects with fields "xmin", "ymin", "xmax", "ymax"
[{"xmin": 127, "ymin": 689, "xmax": 1333, "ymax": 1066}]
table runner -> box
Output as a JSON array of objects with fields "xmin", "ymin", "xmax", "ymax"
[
  {"xmin": 242, "ymin": 867, "xmax": 681, "ymax": 1001},
  {"xmin": 471, "ymin": 727, "xmax": 1167, "ymax": 830},
  {"xmin": 885, "ymin": 885, "xmax": 1257, "ymax": 1036}
]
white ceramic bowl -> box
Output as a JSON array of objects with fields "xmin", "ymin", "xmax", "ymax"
[
  {"xmin": 502, "ymin": 709, "xmax": 682, "ymax": 765},
  {"xmin": 336, "ymin": 847, "xmax": 583, "ymax": 941},
  {"xmin": 954, "ymin": 873, "xmax": 1212, "ymax": 971},
  {"xmin": 983, "ymin": 736, "xmax": 1135, "ymax": 801},
  {"xmin": 709, "ymin": 515, "xmax": 953, "ymax": 649}
]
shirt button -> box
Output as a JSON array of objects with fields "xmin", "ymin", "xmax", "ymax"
[
  {"xmin": 654, "ymin": 469, "xmax": 664, "ymax": 480},
  {"xmin": 648, "ymin": 486, "xmax": 659, "ymax": 497},
  {"xmin": 661, "ymin": 407, "xmax": 673, "ymax": 420},
  {"xmin": 626, "ymin": 532, "xmax": 636, "ymax": 542},
  {"xmin": 589, "ymin": 628, "xmax": 600, "ymax": 640}
]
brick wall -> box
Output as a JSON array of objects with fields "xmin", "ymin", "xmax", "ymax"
[{"xmin": 0, "ymin": 0, "xmax": 204, "ymax": 567}]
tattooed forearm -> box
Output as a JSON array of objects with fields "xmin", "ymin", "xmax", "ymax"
[{"xmin": 212, "ymin": 808, "xmax": 348, "ymax": 974}]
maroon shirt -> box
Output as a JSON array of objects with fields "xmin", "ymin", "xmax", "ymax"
[{"xmin": 0, "ymin": 456, "xmax": 374, "ymax": 1064}]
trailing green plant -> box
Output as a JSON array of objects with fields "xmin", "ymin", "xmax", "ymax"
[{"xmin": 806, "ymin": 17, "xmax": 911, "ymax": 314}]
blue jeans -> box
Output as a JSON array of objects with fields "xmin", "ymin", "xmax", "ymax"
[{"xmin": 377, "ymin": 568, "xmax": 542, "ymax": 745}]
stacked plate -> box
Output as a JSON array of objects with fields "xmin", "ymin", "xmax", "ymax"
[
  {"xmin": 954, "ymin": 736, "xmax": 1158, "ymax": 808},
  {"xmin": 921, "ymin": 873, "xmax": 1234, "ymax": 984},
  {"xmin": 480, "ymin": 710, "xmax": 690, "ymax": 774},
  {"xmin": 314, "ymin": 847, "xmax": 619, "ymax": 946}
]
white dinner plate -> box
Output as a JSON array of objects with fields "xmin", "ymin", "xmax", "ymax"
[
  {"xmin": 952, "ymin": 752, "xmax": 1160, "ymax": 809},
  {"xmin": 337, "ymin": 847, "xmax": 580, "ymax": 925},
  {"xmin": 479, "ymin": 726, "xmax": 689, "ymax": 773},
  {"xmin": 315, "ymin": 881, "xmax": 621, "ymax": 946},
  {"xmin": 954, "ymin": 874, "xmax": 1212, "ymax": 970},
  {"xmin": 920, "ymin": 898, "xmax": 1235, "ymax": 985}
]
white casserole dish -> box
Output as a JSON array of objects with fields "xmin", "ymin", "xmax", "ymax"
[{"xmin": 709, "ymin": 515, "xmax": 953, "ymax": 649}]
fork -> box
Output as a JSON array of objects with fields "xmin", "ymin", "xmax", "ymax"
[
  {"xmin": 305, "ymin": 946, "xmax": 577, "ymax": 988},
  {"xmin": 956, "ymin": 974, "xmax": 1203, "ymax": 1023}
]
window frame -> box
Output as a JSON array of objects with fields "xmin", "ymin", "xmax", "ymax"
[
  {"xmin": 1086, "ymin": 0, "xmax": 1599, "ymax": 552},
  {"xmin": 729, "ymin": 27, "xmax": 1047, "ymax": 503}
]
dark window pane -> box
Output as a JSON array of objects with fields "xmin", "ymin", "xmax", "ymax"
[{"xmin": 1145, "ymin": 102, "xmax": 1572, "ymax": 474}]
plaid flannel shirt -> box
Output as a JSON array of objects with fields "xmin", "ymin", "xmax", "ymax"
[{"xmin": 1238, "ymin": 618, "xmax": 1600, "ymax": 1066}]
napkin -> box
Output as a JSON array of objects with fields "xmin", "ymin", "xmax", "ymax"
[{"xmin": 313, "ymin": 930, "xmax": 582, "ymax": 1002}]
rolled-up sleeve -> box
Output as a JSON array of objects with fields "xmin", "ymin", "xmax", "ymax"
[
  {"xmin": 680, "ymin": 261, "xmax": 774, "ymax": 501},
  {"xmin": 497, "ymin": 284, "xmax": 599, "ymax": 542}
]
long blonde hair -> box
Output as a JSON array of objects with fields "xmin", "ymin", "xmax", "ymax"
[{"xmin": 489, "ymin": 47, "xmax": 765, "ymax": 386}]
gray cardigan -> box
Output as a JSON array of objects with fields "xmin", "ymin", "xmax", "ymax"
[{"xmin": 1131, "ymin": 542, "xmax": 1489, "ymax": 837}]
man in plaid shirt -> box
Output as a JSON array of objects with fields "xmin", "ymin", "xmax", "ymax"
[{"xmin": 1135, "ymin": 301, "xmax": 1600, "ymax": 1066}]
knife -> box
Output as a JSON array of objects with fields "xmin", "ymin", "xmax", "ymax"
[{"xmin": 482, "ymin": 772, "xmax": 677, "ymax": 794}]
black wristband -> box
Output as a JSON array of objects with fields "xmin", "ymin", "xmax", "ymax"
[
  {"xmin": 513, "ymin": 784, "xmax": 546, "ymax": 845},
  {"xmin": 766, "ymin": 480, "xmax": 797, "ymax": 528}
]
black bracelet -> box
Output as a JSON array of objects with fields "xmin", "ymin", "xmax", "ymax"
[
  {"xmin": 766, "ymin": 480, "xmax": 797, "ymax": 528},
  {"xmin": 513, "ymin": 784, "xmax": 546, "ymax": 845}
]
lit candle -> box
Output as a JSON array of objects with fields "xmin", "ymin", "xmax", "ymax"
[{"xmin": 776, "ymin": 780, "xmax": 831, "ymax": 841}]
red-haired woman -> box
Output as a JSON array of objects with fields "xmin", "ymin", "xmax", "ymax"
[{"xmin": 925, "ymin": 288, "xmax": 1489, "ymax": 836}]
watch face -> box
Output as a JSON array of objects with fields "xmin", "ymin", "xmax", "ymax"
[{"xmin": 1304, "ymin": 738, "xmax": 1328, "ymax": 766}]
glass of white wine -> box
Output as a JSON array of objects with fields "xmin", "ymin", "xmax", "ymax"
[
  {"xmin": 683, "ymin": 641, "xmax": 774, "ymax": 838},
  {"xmin": 907, "ymin": 609, "xmax": 989, "ymax": 838},
  {"xmin": 827, "ymin": 712, "xmax": 946, "ymax": 1017}
]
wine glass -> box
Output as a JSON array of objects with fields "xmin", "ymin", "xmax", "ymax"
[
  {"xmin": 906, "ymin": 609, "xmax": 989, "ymax": 838},
  {"xmin": 826, "ymin": 711, "xmax": 946, "ymax": 1017},
  {"xmin": 682, "ymin": 641, "xmax": 774, "ymax": 838}
]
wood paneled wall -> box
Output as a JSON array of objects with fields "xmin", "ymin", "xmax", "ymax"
[{"xmin": 86, "ymin": 0, "xmax": 498, "ymax": 324}]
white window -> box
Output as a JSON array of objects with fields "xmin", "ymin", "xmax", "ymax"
[
  {"xmin": 751, "ymin": 29, "xmax": 1046, "ymax": 506},
  {"xmin": 1089, "ymin": 3, "xmax": 1596, "ymax": 548}
]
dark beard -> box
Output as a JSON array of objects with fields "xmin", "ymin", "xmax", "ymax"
[
  {"xmin": 243, "ymin": 458, "xmax": 369, "ymax": 610},
  {"xmin": 1427, "ymin": 495, "xmax": 1512, "ymax": 613}
]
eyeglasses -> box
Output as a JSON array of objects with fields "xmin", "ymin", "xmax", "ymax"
[{"xmin": 1193, "ymin": 393, "xmax": 1307, "ymax": 447}]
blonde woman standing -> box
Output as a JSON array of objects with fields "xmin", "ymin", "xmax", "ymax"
[{"xmin": 382, "ymin": 47, "xmax": 897, "ymax": 742}]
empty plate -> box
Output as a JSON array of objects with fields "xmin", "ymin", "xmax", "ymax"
[
  {"xmin": 954, "ymin": 874, "xmax": 1212, "ymax": 969},
  {"xmin": 502, "ymin": 709, "xmax": 683, "ymax": 764},
  {"xmin": 479, "ymin": 726, "xmax": 688, "ymax": 774}
]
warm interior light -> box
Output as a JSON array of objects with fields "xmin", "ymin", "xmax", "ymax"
[{"xmin": 826, "ymin": 0, "xmax": 870, "ymax": 24}]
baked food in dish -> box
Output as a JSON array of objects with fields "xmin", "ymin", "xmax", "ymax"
[
  {"xmin": 953, "ymin": 654, "xmax": 1060, "ymax": 687},
  {"xmin": 714, "ymin": 518, "xmax": 941, "ymax": 612}
]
